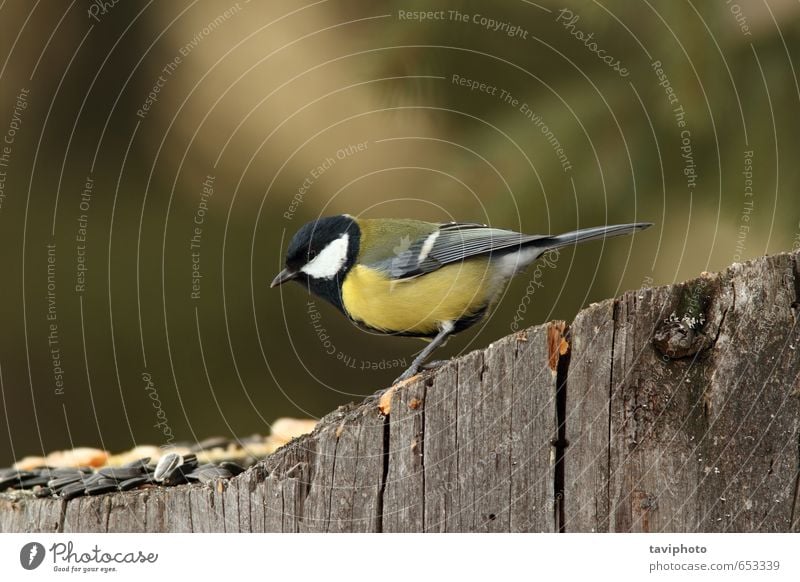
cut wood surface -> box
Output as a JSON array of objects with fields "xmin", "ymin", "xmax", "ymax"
[{"xmin": 2, "ymin": 251, "xmax": 799, "ymax": 532}]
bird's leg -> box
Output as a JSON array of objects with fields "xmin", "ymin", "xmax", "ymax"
[
  {"xmin": 393, "ymin": 323, "xmax": 453, "ymax": 384},
  {"xmin": 362, "ymin": 324, "xmax": 454, "ymax": 404}
]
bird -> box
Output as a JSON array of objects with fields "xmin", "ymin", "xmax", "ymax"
[{"xmin": 271, "ymin": 215, "xmax": 652, "ymax": 385}]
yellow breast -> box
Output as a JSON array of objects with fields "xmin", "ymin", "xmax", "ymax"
[{"xmin": 341, "ymin": 260, "xmax": 500, "ymax": 336}]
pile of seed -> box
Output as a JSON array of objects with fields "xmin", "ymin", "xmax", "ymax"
[{"xmin": 0, "ymin": 453, "xmax": 245, "ymax": 500}]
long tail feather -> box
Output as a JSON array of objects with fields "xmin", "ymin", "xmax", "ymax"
[{"xmin": 535, "ymin": 222, "xmax": 652, "ymax": 249}]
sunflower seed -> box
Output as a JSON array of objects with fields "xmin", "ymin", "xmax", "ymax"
[
  {"xmin": 98, "ymin": 467, "xmax": 145, "ymax": 480},
  {"xmin": 30, "ymin": 469, "xmax": 58, "ymax": 482},
  {"xmin": 219, "ymin": 462, "xmax": 245, "ymax": 476},
  {"xmin": 122, "ymin": 457, "xmax": 151, "ymax": 469},
  {"xmin": 161, "ymin": 464, "xmax": 191, "ymax": 486},
  {"xmin": 47, "ymin": 475, "xmax": 84, "ymax": 490},
  {"xmin": 34, "ymin": 486, "xmax": 54, "ymax": 498},
  {"xmin": 14, "ymin": 475, "xmax": 51, "ymax": 489},
  {"xmin": 184, "ymin": 464, "xmax": 214, "ymax": 482},
  {"xmin": 194, "ymin": 466, "xmax": 233, "ymax": 485},
  {"xmin": 47, "ymin": 468, "xmax": 86, "ymax": 478},
  {"xmin": 0, "ymin": 471, "xmax": 37, "ymax": 490},
  {"xmin": 161, "ymin": 473, "xmax": 186, "ymax": 487},
  {"xmin": 85, "ymin": 482, "xmax": 118, "ymax": 496},
  {"xmin": 159, "ymin": 452, "xmax": 198, "ymax": 486},
  {"xmin": 154, "ymin": 453, "xmax": 182, "ymax": 482},
  {"xmin": 81, "ymin": 473, "xmax": 105, "ymax": 486},
  {"xmin": 59, "ymin": 482, "xmax": 87, "ymax": 500},
  {"xmin": 118, "ymin": 476, "xmax": 154, "ymax": 491}
]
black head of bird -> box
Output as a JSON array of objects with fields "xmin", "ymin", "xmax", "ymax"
[{"xmin": 272, "ymin": 215, "xmax": 652, "ymax": 385}]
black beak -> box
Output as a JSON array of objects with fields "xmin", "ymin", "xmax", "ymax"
[{"xmin": 270, "ymin": 268, "xmax": 298, "ymax": 288}]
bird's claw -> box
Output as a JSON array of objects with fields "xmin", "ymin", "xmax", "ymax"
[
  {"xmin": 362, "ymin": 359, "xmax": 448, "ymax": 409},
  {"xmin": 391, "ymin": 358, "xmax": 447, "ymax": 385},
  {"xmin": 393, "ymin": 367, "xmax": 420, "ymax": 385}
]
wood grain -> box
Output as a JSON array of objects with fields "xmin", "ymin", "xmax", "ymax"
[{"xmin": 1, "ymin": 251, "xmax": 798, "ymax": 532}]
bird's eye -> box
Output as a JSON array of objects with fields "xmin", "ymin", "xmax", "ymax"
[{"xmin": 308, "ymin": 250, "xmax": 318, "ymax": 261}]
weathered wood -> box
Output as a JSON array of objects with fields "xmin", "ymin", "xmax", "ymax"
[
  {"xmin": 509, "ymin": 323, "xmax": 559, "ymax": 532},
  {"xmin": 568, "ymin": 252, "xmax": 800, "ymax": 532},
  {"xmin": 1, "ymin": 251, "xmax": 798, "ymax": 532},
  {"xmin": 383, "ymin": 376, "xmax": 425, "ymax": 532},
  {"xmin": 563, "ymin": 300, "xmax": 614, "ymax": 532}
]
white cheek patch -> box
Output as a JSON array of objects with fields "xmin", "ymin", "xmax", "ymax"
[{"xmin": 301, "ymin": 233, "xmax": 350, "ymax": 279}]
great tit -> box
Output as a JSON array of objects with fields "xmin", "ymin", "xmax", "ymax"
[{"xmin": 272, "ymin": 215, "xmax": 651, "ymax": 384}]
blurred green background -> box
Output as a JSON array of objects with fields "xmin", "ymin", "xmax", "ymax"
[{"xmin": 1, "ymin": 0, "xmax": 798, "ymax": 466}]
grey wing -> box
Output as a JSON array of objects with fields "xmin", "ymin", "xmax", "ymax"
[{"xmin": 374, "ymin": 222, "xmax": 546, "ymax": 280}]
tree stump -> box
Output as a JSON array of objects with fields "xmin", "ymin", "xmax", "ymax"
[{"xmin": 2, "ymin": 251, "xmax": 799, "ymax": 532}]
